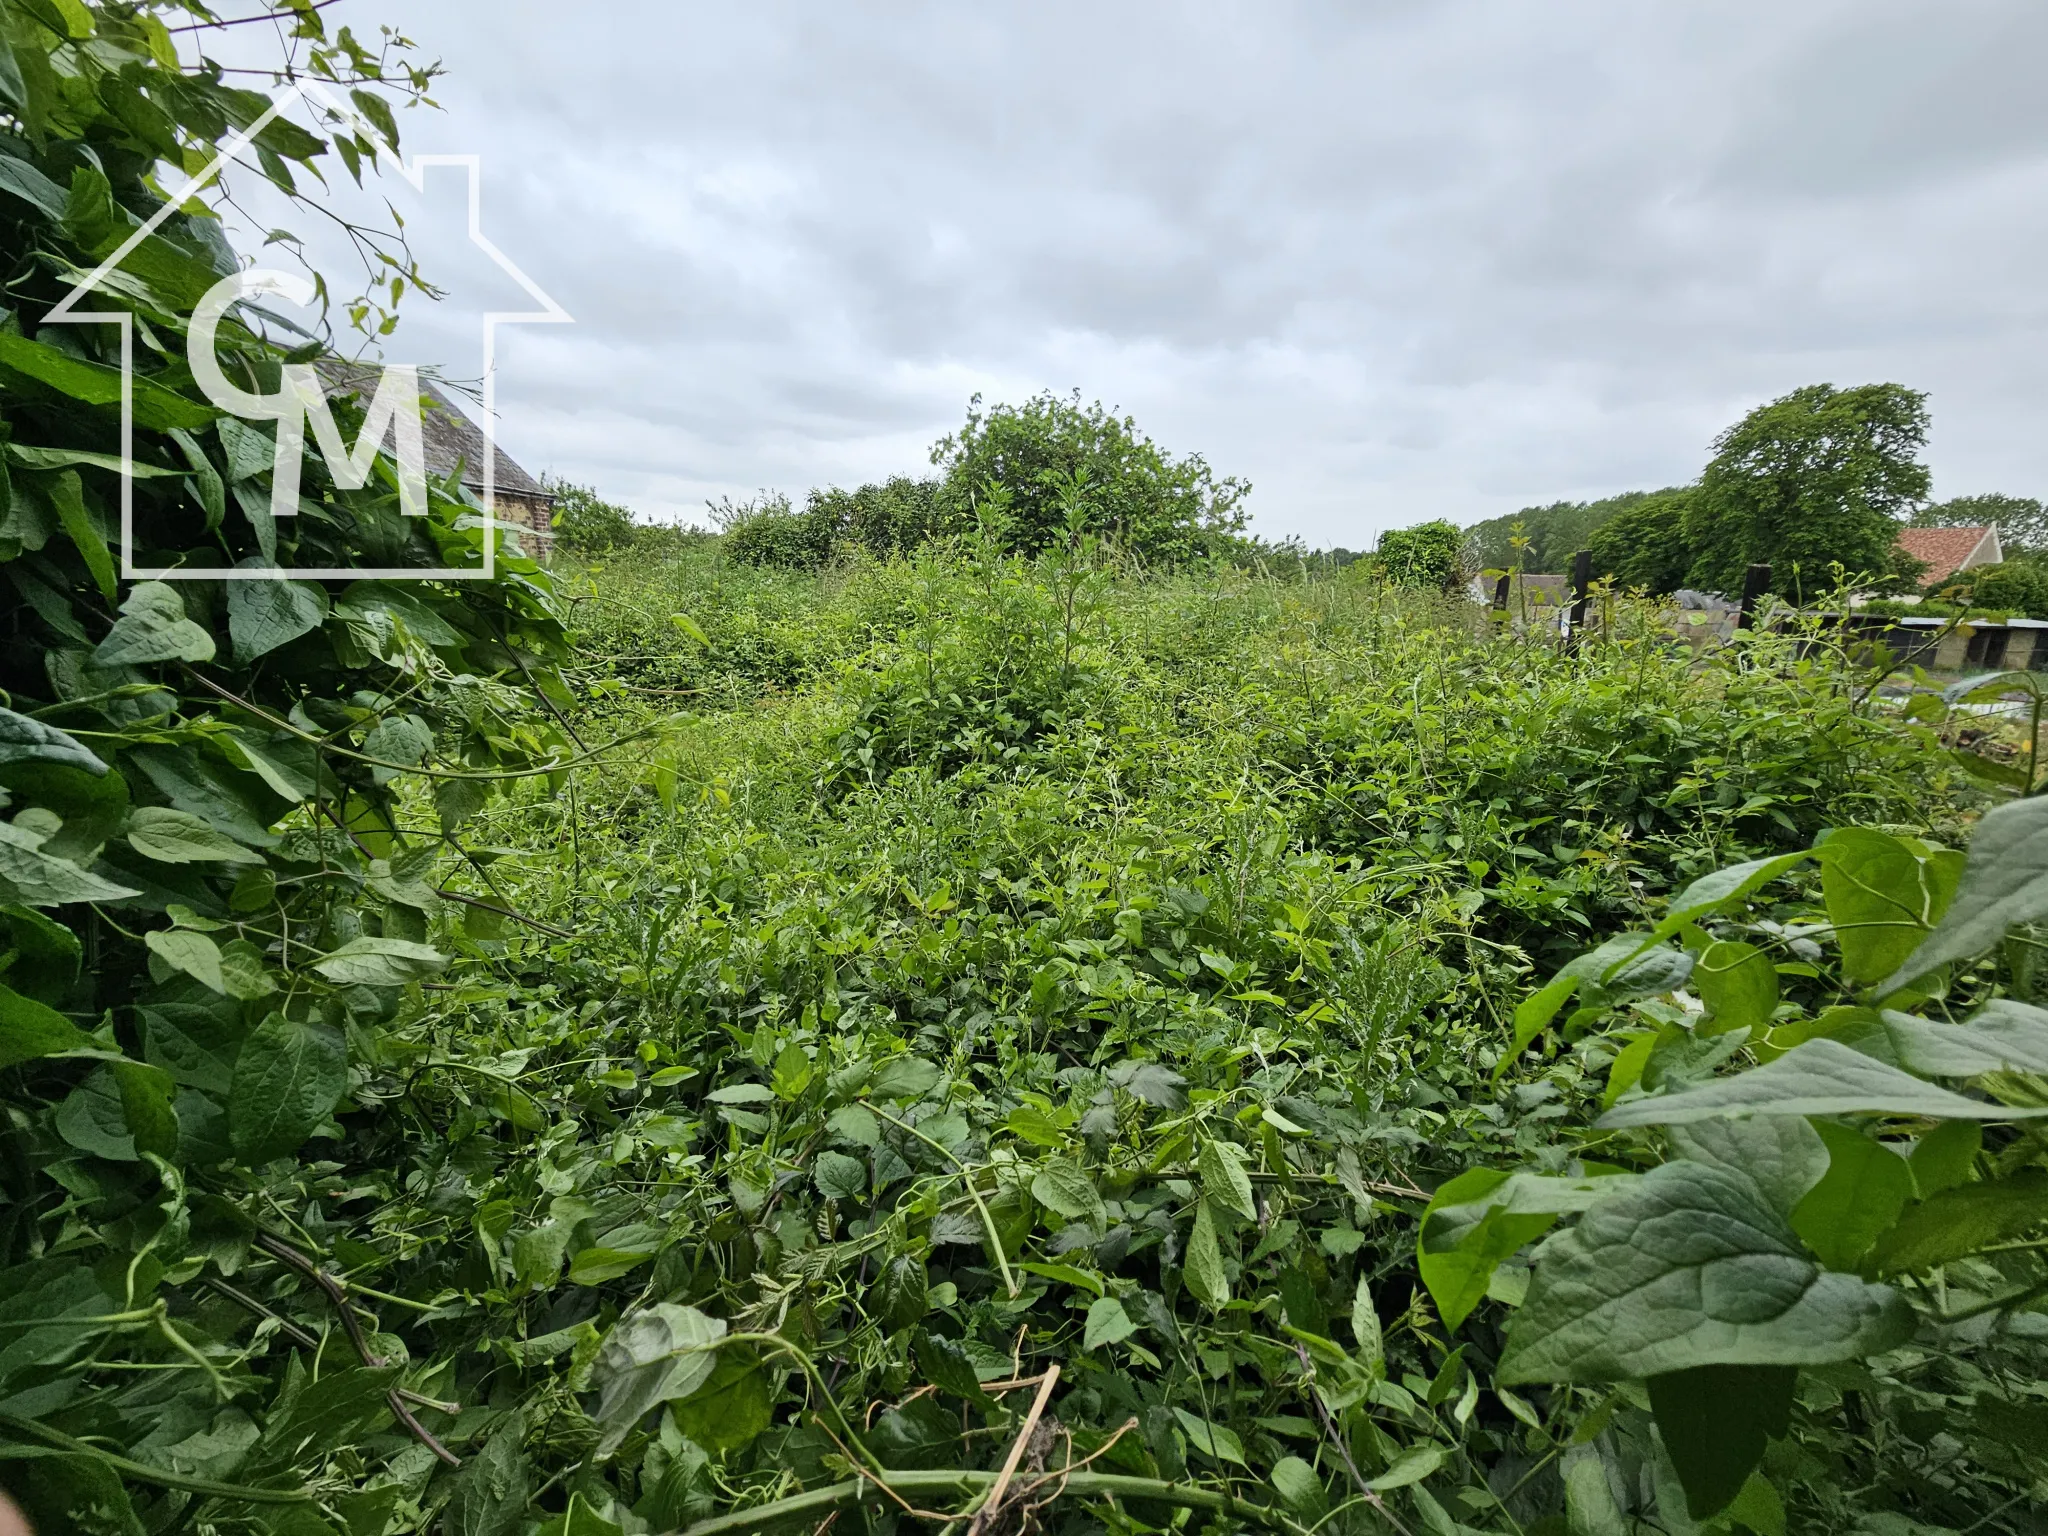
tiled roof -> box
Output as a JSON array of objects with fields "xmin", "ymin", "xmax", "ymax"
[
  {"xmin": 1897, "ymin": 525, "xmax": 1993, "ymax": 585},
  {"xmin": 314, "ymin": 360, "xmax": 551, "ymax": 502}
]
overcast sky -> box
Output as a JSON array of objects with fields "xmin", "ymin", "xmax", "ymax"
[{"xmin": 211, "ymin": 0, "xmax": 2048, "ymax": 545}]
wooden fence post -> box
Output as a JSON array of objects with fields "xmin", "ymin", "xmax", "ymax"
[
  {"xmin": 1737, "ymin": 563, "xmax": 1772, "ymax": 630},
  {"xmin": 1567, "ymin": 550, "xmax": 1592, "ymax": 641}
]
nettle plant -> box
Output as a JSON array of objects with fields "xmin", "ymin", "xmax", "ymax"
[
  {"xmin": 1431, "ymin": 793, "xmax": 2048, "ymax": 1530},
  {"xmin": 0, "ymin": 3, "xmax": 587, "ymax": 1530}
]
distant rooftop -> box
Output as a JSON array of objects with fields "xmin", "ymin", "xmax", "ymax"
[
  {"xmin": 315, "ymin": 360, "xmax": 550, "ymax": 503},
  {"xmin": 1898, "ymin": 524, "xmax": 2000, "ymax": 586}
]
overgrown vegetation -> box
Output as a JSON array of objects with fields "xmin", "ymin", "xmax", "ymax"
[{"xmin": 5, "ymin": 7, "xmax": 2048, "ymax": 1536}]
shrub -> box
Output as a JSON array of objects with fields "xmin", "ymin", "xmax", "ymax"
[
  {"xmin": 930, "ymin": 390, "xmax": 1249, "ymax": 562},
  {"xmin": 1934, "ymin": 558, "xmax": 2048, "ymax": 617},
  {"xmin": 717, "ymin": 491, "xmax": 838, "ymax": 568},
  {"xmin": 546, "ymin": 475, "xmax": 640, "ymax": 554},
  {"xmin": 1375, "ymin": 518, "xmax": 1464, "ymax": 589}
]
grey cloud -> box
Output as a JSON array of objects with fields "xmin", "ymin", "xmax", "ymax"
[{"xmin": 219, "ymin": 0, "xmax": 2048, "ymax": 538}]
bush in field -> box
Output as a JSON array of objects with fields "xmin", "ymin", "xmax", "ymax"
[
  {"xmin": 1374, "ymin": 518, "xmax": 1464, "ymax": 589},
  {"xmin": 717, "ymin": 490, "xmax": 838, "ymax": 568},
  {"xmin": 546, "ymin": 475, "xmax": 640, "ymax": 554},
  {"xmin": 1935, "ymin": 558, "xmax": 2048, "ymax": 616},
  {"xmin": 931, "ymin": 389, "xmax": 1249, "ymax": 562}
]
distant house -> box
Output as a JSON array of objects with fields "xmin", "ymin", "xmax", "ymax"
[
  {"xmin": 317, "ymin": 361, "xmax": 556, "ymax": 553},
  {"xmin": 1898, "ymin": 524, "xmax": 2001, "ymax": 587}
]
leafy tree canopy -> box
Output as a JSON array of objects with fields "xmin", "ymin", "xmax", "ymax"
[
  {"xmin": 930, "ymin": 390, "xmax": 1248, "ymax": 562},
  {"xmin": 1685, "ymin": 383, "xmax": 1930, "ymax": 595},
  {"xmin": 1588, "ymin": 488, "xmax": 1698, "ymax": 594},
  {"xmin": 1464, "ymin": 489, "xmax": 1679, "ymax": 573}
]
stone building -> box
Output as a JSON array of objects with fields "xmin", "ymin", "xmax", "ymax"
[{"xmin": 318, "ymin": 362, "xmax": 556, "ymax": 555}]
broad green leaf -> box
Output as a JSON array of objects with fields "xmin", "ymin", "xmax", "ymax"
[
  {"xmin": 827, "ymin": 1104, "xmax": 880, "ymax": 1147},
  {"xmin": 866, "ymin": 1397, "xmax": 960, "ymax": 1470},
  {"xmin": 0, "ymin": 707, "xmax": 105, "ymax": 775},
  {"xmin": 0, "ymin": 331, "xmax": 216, "ymax": 431},
  {"xmin": 0, "ymin": 979, "xmax": 92, "ymax": 1069},
  {"xmin": 1083, "ymin": 1295, "xmax": 1137, "ymax": 1350},
  {"xmin": 1172, "ymin": 1408, "xmax": 1247, "ymax": 1466},
  {"xmin": 589, "ymin": 1303, "xmax": 727, "ymax": 1458},
  {"xmin": 112, "ymin": 1059, "xmax": 178, "ymax": 1160},
  {"xmin": 870, "ymin": 1055, "xmax": 942, "ymax": 1101},
  {"xmin": 1107, "ymin": 1057, "xmax": 1188, "ymax": 1108},
  {"xmin": 227, "ymin": 574, "xmax": 328, "ymax": 661},
  {"xmin": 1865, "ymin": 1001, "xmax": 2048, "ymax": 1077},
  {"xmin": 127, "ymin": 806, "xmax": 264, "ymax": 865},
  {"xmin": 1668, "ymin": 1115, "xmax": 1829, "ymax": 1219},
  {"xmin": 671, "ymin": 1343, "xmax": 774, "ymax": 1458},
  {"xmin": 1819, "ymin": 828, "xmax": 1931, "ymax": 987},
  {"xmin": 311, "ymin": 936, "xmax": 447, "ymax": 987},
  {"xmin": 0, "ymin": 818, "xmax": 139, "ymax": 906},
  {"xmin": 1650, "ymin": 853, "xmax": 1813, "ymax": 945},
  {"xmin": 1562, "ymin": 1444, "xmax": 1629, "ymax": 1536},
  {"xmin": 1647, "ymin": 1364, "xmax": 1795, "ymax": 1520},
  {"xmin": 1881, "ymin": 795, "xmax": 2048, "ymax": 993},
  {"xmin": 146, "ymin": 928, "xmax": 224, "ymax": 993},
  {"xmin": 1869, "ymin": 1171, "xmax": 2048, "ymax": 1275},
  {"xmin": 1017, "ymin": 1260, "xmax": 1104, "ymax": 1295},
  {"xmin": 1198, "ymin": 1137, "xmax": 1258, "ymax": 1222},
  {"xmin": 1693, "ymin": 940, "xmax": 1777, "ymax": 1036},
  {"xmin": 46, "ymin": 468, "xmax": 114, "ymax": 601},
  {"xmin": 1352, "ymin": 1275, "xmax": 1384, "ymax": 1373},
  {"xmin": 871, "ymin": 1254, "xmax": 928, "ymax": 1331},
  {"xmin": 1271, "ymin": 1456, "xmax": 1328, "ymax": 1517},
  {"xmin": 1597, "ymin": 1040, "xmax": 2048, "ymax": 1127},
  {"xmin": 567, "ymin": 1246, "xmax": 656, "ymax": 1285},
  {"xmin": 913, "ymin": 1328, "xmax": 993, "ymax": 1404},
  {"xmin": 1909, "ymin": 1120, "xmax": 1981, "ymax": 1197},
  {"xmin": 707, "ymin": 1082, "xmax": 775, "ymax": 1104},
  {"xmin": 1367, "ymin": 1444, "xmax": 1445, "ymax": 1490},
  {"xmin": 1030, "ymin": 1160, "xmax": 1107, "ymax": 1229},
  {"xmin": 771, "ymin": 1039, "xmax": 813, "ymax": 1099},
  {"xmin": 1183, "ymin": 1198, "xmax": 1228, "ymax": 1308},
  {"xmin": 93, "ymin": 582, "xmax": 216, "ymax": 666},
  {"xmin": 1498, "ymin": 1160, "xmax": 1912, "ymax": 1383},
  {"xmin": 1419, "ymin": 1169, "xmax": 1625, "ymax": 1331},
  {"xmin": 228, "ymin": 1014, "xmax": 347, "ymax": 1163},
  {"xmin": 813, "ymin": 1150, "xmax": 867, "ymax": 1201},
  {"xmin": 56, "ymin": 1067, "xmax": 138, "ymax": 1159},
  {"xmin": 1789, "ymin": 1123, "xmax": 1914, "ymax": 1270}
]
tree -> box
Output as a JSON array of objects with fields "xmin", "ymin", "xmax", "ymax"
[
  {"xmin": 930, "ymin": 390, "xmax": 1248, "ymax": 562},
  {"xmin": 1375, "ymin": 519, "xmax": 1463, "ymax": 590},
  {"xmin": 1939, "ymin": 560, "xmax": 2048, "ymax": 617},
  {"xmin": 1588, "ymin": 490, "xmax": 1697, "ymax": 594},
  {"xmin": 547, "ymin": 475, "xmax": 640, "ymax": 554},
  {"xmin": 1685, "ymin": 384, "xmax": 1929, "ymax": 595},
  {"xmin": 1465, "ymin": 489, "xmax": 1679, "ymax": 574},
  {"xmin": 1912, "ymin": 492, "xmax": 2048, "ymax": 555}
]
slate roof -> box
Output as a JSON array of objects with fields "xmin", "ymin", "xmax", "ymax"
[
  {"xmin": 1897, "ymin": 525, "xmax": 1999, "ymax": 585},
  {"xmin": 315, "ymin": 359, "xmax": 550, "ymax": 502}
]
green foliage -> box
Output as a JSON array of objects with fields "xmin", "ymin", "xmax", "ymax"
[
  {"xmin": 1465, "ymin": 488, "xmax": 1677, "ymax": 574},
  {"xmin": 1588, "ymin": 488, "xmax": 1697, "ymax": 593},
  {"xmin": 1461, "ymin": 809, "xmax": 2048, "ymax": 1525},
  {"xmin": 545, "ymin": 476, "xmax": 640, "ymax": 555},
  {"xmin": 1914, "ymin": 491, "xmax": 2048, "ymax": 554},
  {"xmin": 930, "ymin": 389, "xmax": 1249, "ymax": 562},
  {"xmin": 1687, "ymin": 383, "xmax": 1932, "ymax": 595},
  {"xmin": 1934, "ymin": 559, "xmax": 2048, "ymax": 616},
  {"xmin": 1373, "ymin": 518, "xmax": 1463, "ymax": 590}
]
